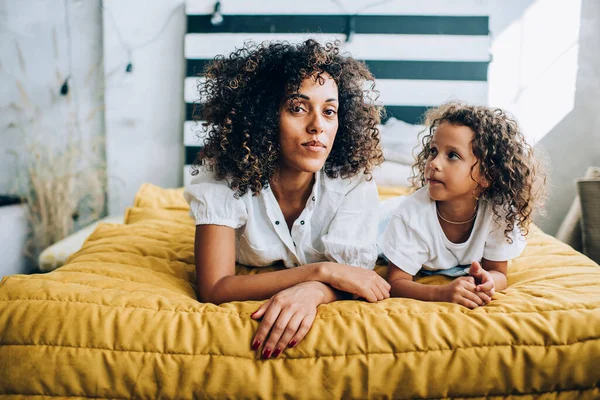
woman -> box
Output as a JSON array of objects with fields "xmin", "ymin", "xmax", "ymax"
[{"xmin": 184, "ymin": 39, "xmax": 389, "ymax": 359}]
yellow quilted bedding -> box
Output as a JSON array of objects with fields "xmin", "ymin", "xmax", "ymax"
[{"xmin": 1, "ymin": 184, "xmax": 599, "ymax": 399}]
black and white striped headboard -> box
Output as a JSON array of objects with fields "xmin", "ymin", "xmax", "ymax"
[{"xmin": 184, "ymin": 0, "xmax": 490, "ymax": 185}]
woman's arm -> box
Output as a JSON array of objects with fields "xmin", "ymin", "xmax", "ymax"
[
  {"xmin": 196, "ymin": 224, "xmax": 387, "ymax": 358},
  {"xmin": 195, "ymin": 225, "xmax": 388, "ymax": 304}
]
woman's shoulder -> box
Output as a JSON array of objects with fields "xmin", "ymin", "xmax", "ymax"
[
  {"xmin": 187, "ymin": 168, "xmax": 227, "ymax": 186},
  {"xmin": 184, "ymin": 168, "xmax": 241, "ymax": 201}
]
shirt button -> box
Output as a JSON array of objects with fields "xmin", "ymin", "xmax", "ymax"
[
  {"xmin": 312, "ymin": 196, "xmax": 315, "ymax": 201},
  {"xmin": 275, "ymin": 221, "xmax": 280, "ymax": 225},
  {"xmin": 293, "ymin": 242, "xmax": 296, "ymax": 247},
  {"xmin": 294, "ymin": 263, "xmax": 299, "ymax": 267},
  {"xmin": 300, "ymin": 220, "xmax": 305, "ymax": 225}
]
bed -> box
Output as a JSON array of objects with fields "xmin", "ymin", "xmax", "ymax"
[{"xmin": 0, "ymin": 183, "xmax": 599, "ymax": 399}]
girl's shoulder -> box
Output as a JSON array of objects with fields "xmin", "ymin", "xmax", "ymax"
[{"xmin": 390, "ymin": 186, "xmax": 433, "ymax": 223}]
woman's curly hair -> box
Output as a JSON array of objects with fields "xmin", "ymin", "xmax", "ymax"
[
  {"xmin": 190, "ymin": 39, "xmax": 384, "ymax": 197},
  {"xmin": 412, "ymin": 102, "xmax": 546, "ymax": 241}
]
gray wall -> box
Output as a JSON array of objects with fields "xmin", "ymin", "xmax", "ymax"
[
  {"xmin": 103, "ymin": 0, "xmax": 186, "ymax": 215},
  {"xmin": 0, "ymin": 0, "xmax": 105, "ymax": 195}
]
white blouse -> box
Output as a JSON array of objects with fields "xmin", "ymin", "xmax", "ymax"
[{"xmin": 183, "ymin": 169, "xmax": 379, "ymax": 269}]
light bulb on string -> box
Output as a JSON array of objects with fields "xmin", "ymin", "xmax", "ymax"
[{"xmin": 211, "ymin": 1, "xmax": 224, "ymax": 26}]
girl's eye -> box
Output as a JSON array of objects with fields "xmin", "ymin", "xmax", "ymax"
[
  {"xmin": 429, "ymin": 147, "xmax": 438, "ymax": 156},
  {"xmin": 449, "ymin": 152, "xmax": 461, "ymax": 160}
]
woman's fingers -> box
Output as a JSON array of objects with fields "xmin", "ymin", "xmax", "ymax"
[
  {"xmin": 251, "ymin": 299, "xmax": 270, "ymax": 320},
  {"xmin": 361, "ymin": 288, "xmax": 378, "ymax": 303},
  {"xmin": 287, "ymin": 312, "xmax": 316, "ymax": 350},
  {"xmin": 360, "ymin": 274, "xmax": 391, "ymax": 302},
  {"xmin": 272, "ymin": 312, "xmax": 306, "ymax": 357},
  {"xmin": 251, "ymin": 300, "xmax": 282, "ymax": 354},
  {"xmin": 261, "ymin": 307, "xmax": 295, "ymax": 359},
  {"xmin": 250, "ymin": 299, "xmax": 272, "ymax": 350}
]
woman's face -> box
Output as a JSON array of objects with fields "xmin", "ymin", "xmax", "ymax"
[{"xmin": 278, "ymin": 72, "xmax": 339, "ymax": 175}]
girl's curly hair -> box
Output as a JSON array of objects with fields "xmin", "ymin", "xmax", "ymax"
[
  {"xmin": 190, "ymin": 39, "xmax": 384, "ymax": 197},
  {"xmin": 412, "ymin": 102, "xmax": 546, "ymax": 241}
]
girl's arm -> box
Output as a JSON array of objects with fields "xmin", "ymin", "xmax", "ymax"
[
  {"xmin": 387, "ymin": 261, "xmax": 489, "ymax": 309},
  {"xmin": 195, "ymin": 225, "xmax": 388, "ymax": 305}
]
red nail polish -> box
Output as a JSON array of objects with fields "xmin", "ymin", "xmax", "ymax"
[
  {"xmin": 252, "ymin": 340, "xmax": 261, "ymax": 350},
  {"xmin": 263, "ymin": 348, "xmax": 272, "ymax": 359},
  {"xmin": 272, "ymin": 348, "xmax": 281, "ymax": 357},
  {"xmin": 289, "ymin": 340, "xmax": 297, "ymax": 348}
]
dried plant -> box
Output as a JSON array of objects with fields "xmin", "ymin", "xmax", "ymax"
[{"xmin": 6, "ymin": 77, "xmax": 107, "ymax": 261}]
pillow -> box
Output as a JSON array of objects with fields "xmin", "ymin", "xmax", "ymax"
[
  {"xmin": 372, "ymin": 161, "xmax": 414, "ymax": 188},
  {"xmin": 379, "ymin": 118, "xmax": 426, "ymax": 165},
  {"xmin": 134, "ymin": 183, "xmax": 187, "ymax": 210}
]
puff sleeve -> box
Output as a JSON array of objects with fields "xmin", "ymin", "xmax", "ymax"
[{"xmin": 183, "ymin": 171, "xmax": 248, "ymax": 228}]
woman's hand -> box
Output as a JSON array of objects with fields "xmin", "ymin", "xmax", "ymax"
[
  {"xmin": 320, "ymin": 263, "xmax": 391, "ymax": 302},
  {"xmin": 250, "ymin": 281, "xmax": 328, "ymax": 359}
]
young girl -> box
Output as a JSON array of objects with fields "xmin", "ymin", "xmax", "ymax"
[
  {"xmin": 184, "ymin": 40, "xmax": 389, "ymax": 358},
  {"xmin": 379, "ymin": 102, "xmax": 545, "ymax": 309}
]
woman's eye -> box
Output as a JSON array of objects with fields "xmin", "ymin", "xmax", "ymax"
[
  {"xmin": 290, "ymin": 104, "xmax": 305, "ymax": 113},
  {"xmin": 324, "ymin": 109, "xmax": 337, "ymax": 116}
]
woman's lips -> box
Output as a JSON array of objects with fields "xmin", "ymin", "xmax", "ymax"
[{"xmin": 302, "ymin": 140, "xmax": 326, "ymax": 152}]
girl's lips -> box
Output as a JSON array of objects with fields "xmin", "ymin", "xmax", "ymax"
[{"xmin": 428, "ymin": 178, "xmax": 443, "ymax": 185}]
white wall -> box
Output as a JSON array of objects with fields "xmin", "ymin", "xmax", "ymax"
[
  {"xmin": 103, "ymin": 0, "xmax": 186, "ymax": 215},
  {"xmin": 488, "ymin": 0, "xmax": 600, "ymax": 235}
]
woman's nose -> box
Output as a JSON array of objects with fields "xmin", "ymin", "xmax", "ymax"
[{"xmin": 307, "ymin": 112, "xmax": 324, "ymax": 134}]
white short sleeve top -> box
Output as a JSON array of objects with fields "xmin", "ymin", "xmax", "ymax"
[
  {"xmin": 183, "ymin": 169, "xmax": 379, "ymax": 269},
  {"xmin": 379, "ymin": 186, "xmax": 526, "ymax": 276}
]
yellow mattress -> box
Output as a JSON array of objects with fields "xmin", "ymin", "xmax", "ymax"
[{"xmin": 0, "ymin": 184, "xmax": 599, "ymax": 399}]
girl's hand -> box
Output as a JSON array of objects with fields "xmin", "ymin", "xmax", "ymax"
[
  {"xmin": 250, "ymin": 281, "xmax": 326, "ymax": 359},
  {"xmin": 469, "ymin": 261, "xmax": 495, "ymax": 297},
  {"xmin": 439, "ymin": 276, "xmax": 486, "ymax": 309},
  {"xmin": 322, "ymin": 263, "xmax": 391, "ymax": 302}
]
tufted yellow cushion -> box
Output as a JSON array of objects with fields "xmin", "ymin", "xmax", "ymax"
[{"xmin": 1, "ymin": 184, "xmax": 599, "ymax": 399}]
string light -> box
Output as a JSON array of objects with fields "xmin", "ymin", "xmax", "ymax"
[
  {"xmin": 210, "ymin": 1, "xmax": 224, "ymax": 26},
  {"xmin": 101, "ymin": 1, "xmax": 184, "ymax": 74},
  {"xmin": 346, "ymin": 15, "xmax": 356, "ymax": 43},
  {"xmin": 60, "ymin": 76, "xmax": 71, "ymax": 96},
  {"xmin": 331, "ymin": 0, "xmax": 395, "ymax": 43}
]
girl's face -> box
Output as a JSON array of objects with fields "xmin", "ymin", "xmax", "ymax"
[
  {"xmin": 278, "ymin": 72, "xmax": 339, "ymax": 175},
  {"xmin": 425, "ymin": 122, "xmax": 486, "ymax": 203}
]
